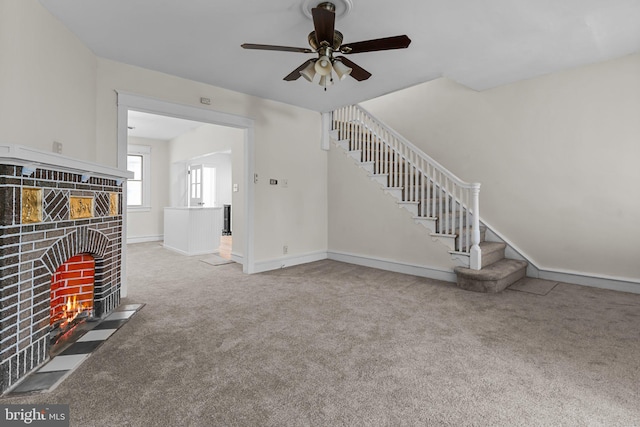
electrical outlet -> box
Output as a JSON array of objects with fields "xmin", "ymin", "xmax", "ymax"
[
  {"xmin": 200, "ymin": 97, "xmax": 211, "ymax": 105},
  {"xmin": 270, "ymin": 179, "xmax": 278, "ymax": 185},
  {"xmin": 233, "ymin": 183, "xmax": 239, "ymax": 192},
  {"xmin": 283, "ymin": 245, "xmax": 288, "ymax": 254},
  {"xmin": 254, "ymin": 173, "xmax": 258, "ymax": 184}
]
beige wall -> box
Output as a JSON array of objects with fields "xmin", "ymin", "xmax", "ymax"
[
  {"xmin": 0, "ymin": 0, "xmax": 97, "ymax": 160},
  {"xmin": 3, "ymin": 0, "xmax": 328, "ymax": 266},
  {"xmin": 9, "ymin": 0, "xmax": 637, "ymax": 280},
  {"xmin": 360, "ymin": 53, "xmax": 640, "ymax": 280},
  {"xmin": 96, "ymin": 59, "xmax": 327, "ymax": 261},
  {"xmin": 126, "ymin": 137, "xmax": 170, "ymax": 242}
]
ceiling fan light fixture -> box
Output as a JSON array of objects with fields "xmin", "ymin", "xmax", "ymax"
[
  {"xmin": 314, "ymin": 56, "xmax": 333, "ymax": 76},
  {"xmin": 300, "ymin": 61, "xmax": 317, "ymax": 82},
  {"xmin": 332, "ymin": 60, "xmax": 352, "ymax": 80},
  {"xmin": 318, "ymin": 74, "xmax": 333, "ymax": 89},
  {"xmin": 243, "ymin": 0, "xmax": 410, "ymax": 89}
]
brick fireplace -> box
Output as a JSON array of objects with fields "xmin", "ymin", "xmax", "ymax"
[{"xmin": 0, "ymin": 145, "xmax": 131, "ymax": 393}]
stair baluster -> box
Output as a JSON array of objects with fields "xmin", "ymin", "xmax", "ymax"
[{"xmin": 332, "ymin": 104, "xmax": 483, "ymax": 270}]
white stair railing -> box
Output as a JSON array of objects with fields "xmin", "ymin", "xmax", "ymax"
[{"xmin": 333, "ymin": 105, "xmax": 482, "ymax": 269}]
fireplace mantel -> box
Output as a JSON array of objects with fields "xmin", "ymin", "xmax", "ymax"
[{"xmin": 0, "ymin": 144, "xmax": 133, "ymax": 180}]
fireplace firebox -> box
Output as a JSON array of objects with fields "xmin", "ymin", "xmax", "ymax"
[{"xmin": 49, "ymin": 254, "xmax": 96, "ymax": 348}]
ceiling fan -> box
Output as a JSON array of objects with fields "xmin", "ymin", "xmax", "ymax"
[{"xmin": 241, "ymin": 1, "xmax": 411, "ymax": 89}]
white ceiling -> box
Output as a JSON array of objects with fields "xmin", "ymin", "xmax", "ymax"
[
  {"xmin": 39, "ymin": 0, "xmax": 640, "ymax": 112},
  {"xmin": 127, "ymin": 110, "xmax": 204, "ymax": 141}
]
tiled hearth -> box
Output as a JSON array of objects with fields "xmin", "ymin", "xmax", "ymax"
[
  {"xmin": 0, "ymin": 145, "xmax": 132, "ymax": 393},
  {"xmin": 7, "ymin": 303, "xmax": 143, "ymax": 395}
]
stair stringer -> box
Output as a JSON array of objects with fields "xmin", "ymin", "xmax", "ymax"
[
  {"xmin": 328, "ymin": 135, "xmax": 459, "ymax": 274},
  {"xmin": 331, "ymin": 131, "xmax": 479, "ymax": 268}
]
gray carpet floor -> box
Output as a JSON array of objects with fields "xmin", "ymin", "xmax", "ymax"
[{"xmin": 4, "ymin": 242, "xmax": 640, "ymax": 426}]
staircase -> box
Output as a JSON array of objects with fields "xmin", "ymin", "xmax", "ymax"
[{"xmin": 331, "ymin": 105, "xmax": 527, "ymax": 293}]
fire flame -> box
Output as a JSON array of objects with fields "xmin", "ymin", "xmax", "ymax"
[{"xmin": 58, "ymin": 295, "xmax": 88, "ymax": 329}]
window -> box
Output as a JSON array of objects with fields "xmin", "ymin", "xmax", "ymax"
[
  {"xmin": 187, "ymin": 164, "xmax": 217, "ymax": 207},
  {"xmin": 189, "ymin": 164, "xmax": 202, "ymax": 207},
  {"xmin": 127, "ymin": 154, "xmax": 143, "ymax": 206},
  {"xmin": 127, "ymin": 144, "xmax": 151, "ymax": 209}
]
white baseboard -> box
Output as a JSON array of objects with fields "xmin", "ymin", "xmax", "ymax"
[
  {"xmin": 537, "ymin": 268, "xmax": 640, "ymax": 295},
  {"xmin": 474, "ymin": 223, "xmax": 640, "ymax": 294},
  {"xmin": 328, "ymin": 252, "xmax": 640, "ymax": 295},
  {"xmin": 231, "ymin": 250, "xmax": 455, "ymax": 282},
  {"xmin": 127, "ymin": 235, "xmax": 163, "ymax": 244},
  {"xmin": 230, "ymin": 252, "xmax": 244, "ymax": 264},
  {"xmin": 252, "ymin": 251, "xmax": 328, "ymax": 273},
  {"xmin": 203, "ymin": 247, "xmax": 640, "ymax": 295},
  {"xmin": 162, "ymin": 244, "xmax": 220, "ymax": 257},
  {"xmin": 328, "ymin": 251, "xmax": 457, "ymax": 283}
]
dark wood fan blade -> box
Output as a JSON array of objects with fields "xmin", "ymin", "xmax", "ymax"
[
  {"xmin": 311, "ymin": 7, "xmax": 335, "ymax": 46},
  {"xmin": 340, "ymin": 35, "xmax": 411, "ymax": 54},
  {"xmin": 335, "ymin": 57, "xmax": 371, "ymax": 81},
  {"xmin": 241, "ymin": 43, "xmax": 313, "ymax": 54},
  {"xmin": 283, "ymin": 59, "xmax": 316, "ymax": 81}
]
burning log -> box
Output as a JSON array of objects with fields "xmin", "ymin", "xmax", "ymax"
[{"xmin": 49, "ymin": 295, "xmax": 94, "ymax": 346}]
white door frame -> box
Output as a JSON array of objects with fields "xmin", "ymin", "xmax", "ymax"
[{"xmin": 116, "ymin": 91, "xmax": 256, "ymax": 296}]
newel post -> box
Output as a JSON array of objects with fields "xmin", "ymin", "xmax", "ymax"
[{"xmin": 469, "ymin": 183, "xmax": 482, "ymax": 270}]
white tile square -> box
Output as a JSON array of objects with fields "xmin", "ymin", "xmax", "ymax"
[
  {"xmin": 38, "ymin": 354, "xmax": 88, "ymax": 372},
  {"xmin": 105, "ymin": 310, "xmax": 135, "ymax": 320},
  {"xmin": 77, "ymin": 329, "xmax": 117, "ymax": 342}
]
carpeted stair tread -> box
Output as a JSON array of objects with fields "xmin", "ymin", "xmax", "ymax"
[
  {"xmin": 480, "ymin": 241, "xmax": 506, "ymax": 253},
  {"xmin": 455, "ymin": 258, "xmax": 526, "ymax": 281},
  {"xmin": 478, "ymin": 241, "xmax": 507, "ymax": 268},
  {"xmin": 454, "ymin": 258, "xmax": 527, "ymax": 293}
]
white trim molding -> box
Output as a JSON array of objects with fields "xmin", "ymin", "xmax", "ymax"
[
  {"xmin": 0, "ymin": 144, "xmax": 133, "ymax": 180},
  {"xmin": 162, "ymin": 244, "xmax": 219, "ymax": 257},
  {"xmin": 230, "ymin": 252, "xmax": 244, "ymax": 265},
  {"xmin": 537, "ymin": 269, "xmax": 640, "ymax": 295},
  {"xmin": 328, "ymin": 251, "xmax": 458, "ymax": 283},
  {"xmin": 127, "ymin": 235, "xmax": 163, "ymax": 245},
  {"xmin": 225, "ymin": 248, "xmax": 640, "ymax": 294},
  {"xmin": 252, "ymin": 251, "xmax": 328, "ymax": 273},
  {"xmin": 481, "ymin": 219, "xmax": 640, "ymax": 294}
]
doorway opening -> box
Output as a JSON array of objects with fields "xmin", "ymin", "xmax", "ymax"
[
  {"xmin": 117, "ymin": 93, "xmax": 256, "ymax": 296},
  {"xmin": 126, "ymin": 114, "xmax": 239, "ymax": 258}
]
